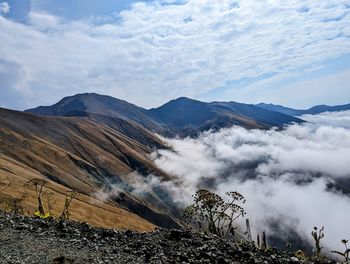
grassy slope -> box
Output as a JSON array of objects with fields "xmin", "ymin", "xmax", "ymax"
[
  {"xmin": 0, "ymin": 108, "xmax": 176, "ymax": 231},
  {"xmin": 0, "ymin": 155, "xmax": 154, "ymax": 231}
]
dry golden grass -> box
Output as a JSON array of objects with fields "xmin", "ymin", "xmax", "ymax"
[
  {"xmin": 0, "ymin": 108, "xmax": 178, "ymax": 230},
  {"xmin": 0, "ymin": 155, "xmax": 155, "ymax": 232}
]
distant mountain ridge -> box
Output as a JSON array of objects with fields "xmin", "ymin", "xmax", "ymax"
[
  {"xmin": 149, "ymin": 97, "xmax": 303, "ymax": 136},
  {"xmin": 26, "ymin": 93, "xmax": 304, "ymax": 137},
  {"xmin": 256, "ymin": 102, "xmax": 350, "ymax": 116}
]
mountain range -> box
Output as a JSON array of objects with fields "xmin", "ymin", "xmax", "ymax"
[
  {"xmin": 256, "ymin": 102, "xmax": 350, "ymax": 116},
  {"xmin": 1, "ymin": 93, "xmax": 349, "ymax": 232},
  {"xmin": 26, "ymin": 93, "xmax": 303, "ymax": 137}
]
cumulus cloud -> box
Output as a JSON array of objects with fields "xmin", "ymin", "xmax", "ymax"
[
  {"xmin": 0, "ymin": 2, "xmax": 9, "ymax": 14},
  {"xmin": 151, "ymin": 111, "xmax": 350, "ymax": 251},
  {"xmin": 0, "ymin": 0, "xmax": 350, "ymax": 109}
]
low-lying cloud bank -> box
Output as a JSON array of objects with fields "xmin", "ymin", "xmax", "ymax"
[{"xmin": 151, "ymin": 110, "xmax": 350, "ymax": 251}]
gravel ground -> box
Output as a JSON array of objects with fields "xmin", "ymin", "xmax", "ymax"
[{"xmin": 0, "ymin": 211, "xmax": 337, "ymax": 264}]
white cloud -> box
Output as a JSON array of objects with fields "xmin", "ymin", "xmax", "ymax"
[
  {"xmin": 217, "ymin": 176, "xmax": 350, "ymax": 252},
  {"xmin": 152, "ymin": 111, "xmax": 350, "ymax": 251},
  {"xmin": 28, "ymin": 11, "xmax": 62, "ymax": 30},
  {"xmin": 0, "ymin": 2, "xmax": 9, "ymax": 14},
  {"xmin": 301, "ymin": 109, "xmax": 350, "ymax": 129},
  {"xmin": 0, "ymin": 0, "xmax": 350, "ymax": 109}
]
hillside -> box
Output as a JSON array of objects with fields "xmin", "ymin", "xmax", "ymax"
[
  {"xmin": 0, "ymin": 211, "xmax": 336, "ymax": 264},
  {"xmin": 0, "ymin": 108, "xmax": 180, "ymax": 229},
  {"xmin": 26, "ymin": 93, "xmax": 304, "ymax": 137}
]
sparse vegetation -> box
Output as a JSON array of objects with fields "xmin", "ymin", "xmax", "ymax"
[
  {"xmin": 0, "ymin": 193, "xmax": 27, "ymax": 214},
  {"xmin": 24, "ymin": 178, "xmax": 49, "ymax": 217},
  {"xmin": 256, "ymin": 231, "xmax": 268, "ymax": 249},
  {"xmin": 331, "ymin": 239, "xmax": 350, "ymax": 263},
  {"xmin": 184, "ymin": 190, "xmax": 349, "ymax": 263},
  {"xmin": 1, "ymin": 210, "xmax": 338, "ymax": 264},
  {"xmin": 2, "ymin": 178, "xmax": 349, "ymax": 264},
  {"xmin": 309, "ymin": 226, "xmax": 350, "ymax": 262},
  {"xmin": 311, "ymin": 226, "xmax": 325, "ymax": 256},
  {"xmin": 0, "ymin": 179, "xmax": 27, "ymax": 214},
  {"xmin": 60, "ymin": 191, "xmax": 77, "ymax": 221},
  {"xmin": 46, "ymin": 191, "xmax": 55, "ymax": 216},
  {"xmin": 295, "ymin": 250, "xmax": 306, "ymax": 260},
  {"xmin": 183, "ymin": 189, "xmax": 246, "ymax": 240},
  {"xmin": 23, "ymin": 178, "xmax": 78, "ymax": 220}
]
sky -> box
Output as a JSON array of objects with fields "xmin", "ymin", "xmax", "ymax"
[{"xmin": 0, "ymin": 0, "xmax": 350, "ymax": 110}]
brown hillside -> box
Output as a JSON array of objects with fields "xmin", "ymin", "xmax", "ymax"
[{"xmin": 0, "ymin": 108, "xmax": 179, "ymax": 230}]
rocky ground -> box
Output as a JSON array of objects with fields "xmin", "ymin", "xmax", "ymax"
[{"xmin": 0, "ymin": 211, "xmax": 337, "ymax": 264}]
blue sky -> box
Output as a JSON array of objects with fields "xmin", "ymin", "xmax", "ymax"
[{"xmin": 0, "ymin": 0, "xmax": 350, "ymax": 110}]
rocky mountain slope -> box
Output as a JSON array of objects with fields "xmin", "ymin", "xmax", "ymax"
[{"xmin": 0, "ymin": 210, "xmax": 336, "ymax": 264}]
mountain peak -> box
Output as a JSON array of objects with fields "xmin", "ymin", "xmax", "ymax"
[
  {"xmin": 169, "ymin": 96, "xmax": 199, "ymax": 104},
  {"xmin": 46, "ymin": 92, "xmax": 113, "ymax": 108},
  {"xmin": 173, "ymin": 96, "xmax": 193, "ymax": 100},
  {"xmin": 25, "ymin": 92, "xmax": 168, "ymax": 133},
  {"xmin": 60, "ymin": 92, "xmax": 121, "ymax": 102}
]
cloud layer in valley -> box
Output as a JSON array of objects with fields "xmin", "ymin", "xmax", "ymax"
[
  {"xmin": 1, "ymin": 0, "xmax": 350, "ymax": 109},
  {"xmin": 151, "ymin": 110, "xmax": 350, "ymax": 251}
]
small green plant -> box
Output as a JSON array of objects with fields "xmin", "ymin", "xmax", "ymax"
[
  {"xmin": 183, "ymin": 189, "xmax": 246, "ymax": 240},
  {"xmin": 331, "ymin": 239, "xmax": 350, "ymax": 263},
  {"xmin": 311, "ymin": 226, "xmax": 325, "ymax": 256},
  {"xmin": 60, "ymin": 191, "xmax": 77, "ymax": 221}
]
